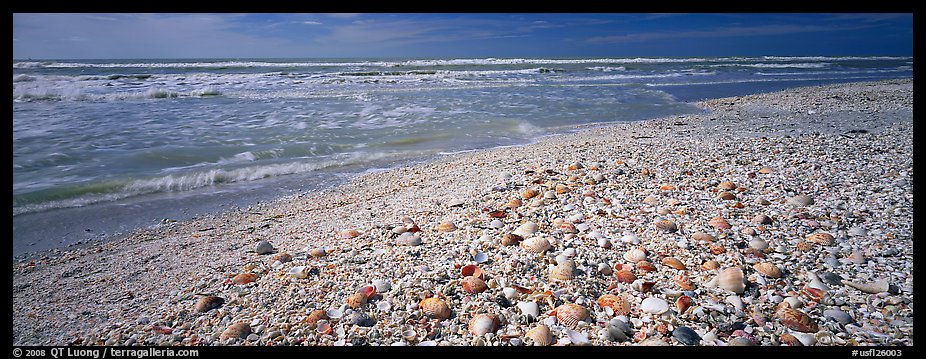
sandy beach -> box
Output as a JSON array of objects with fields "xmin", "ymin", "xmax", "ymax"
[{"xmin": 12, "ymin": 78, "xmax": 913, "ymax": 346}]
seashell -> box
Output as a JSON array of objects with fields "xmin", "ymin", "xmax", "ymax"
[
  {"xmin": 503, "ymin": 287, "xmax": 518, "ymax": 300},
  {"xmin": 521, "ymin": 188, "xmax": 540, "ymax": 199},
  {"xmin": 597, "ymin": 237, "xmax": 612, "ymax": 249},
  {"xmin": 550, "ymin": 260, "xmax": 576, "ymax": 281},
  {"xmin": 653, "ymin": 219, "xmax": 678, "ymax": 232},
  {"xmin": 487, "ymin": 210, "xmax": 506, "ymax": 218},
  {"xmin": 436, "ymin": 221, "xmax": 457, "ymax": 232},
  {"xmin": 701, "ymin": 260, "xmax": 720, "ymax": 270},
  {"xmin": 543, "ymin": 190, "xmax": 557, "ymax": 200},
  {"xmin": 787, "ymin": 194, "xmax": 814, "ymax": 207},
  {"xmin": 506, "ymin": 198, "xmax": 523, "ymax": 209},
  {"xmin": 672, "ymin": 326, "xmax": 701, "ymax": 345},
  {"xmin": 468, "ymin": 314, "xmax": 500, "ymax": 336},
  {"xmin": 727, "ymin": 337, "xmax": 756, "ymax": 346},
  {"xmin": 661, "ymin": 257, "xmax": 687, "ymax": 270},
  {"xmin": 758, "ymin": 166, "xmax": 774, "ymax": 174},
  {"xmin": 530, "ymin": 199, "xmax": 544, "ymax": 208},
  {"xmin": 794, "ymin": 241, "xmax": 812, "ymax": 252},
  {"xmin": 565, "ymin": 329, "xmax": 590, "ymax": 346},
  {"xmin": 309, "ymin": 247, "xmax": 327, "ymax": 258},
  {"xmin": 774, "ymin": 307, "xmax": 818, "ymax": 333},
  {"xmin": 597, "ymin": 294, "xmax": 631, "ymax": 316},
  {"xmin": 718, "ymin": 181, "xmax": 736, "ymax": 190},
  {"xmin": 614, "ymin": 269, "xmax": 636, "ymax": 283},
  {"xmin": 316, "ymin": 321, "xmax": 332, "ymax": 335},
  {"xmin": 345, "ymin": 292, "xmax": 368, "ymax": 309},
  {"xmin": 659, "ymin": 184, "xmax": 676, "ymax": 191},
  {"xmin": 674, "ymin": 273, "xmax": 695, "ymax": 290},
  {"xmin": 461, "ymin": 276, "xmax": 489, "ymax": 294},
  {"xmin": 220, "ymin": 322, "xmax": 252, "ymax": 341},
  {"xmin": 460, "ymin": 264, "xmax": 484, "ymax": 279},
  {"xmin": 525, "ymin": 325, "xmax": 553, "ymax": 346},
  {"xmin": 304, "ymin": 309, "xmax": 328, "ymax": 326},
  {"xmin": 800, "ymin": 286, "xmax": 826, "ymax": 302},
  {"xmin": 555, "ymin": 183, "xmax": 571, "ymax": 194},
  {"xmin": 843, "ymin": 278, "xmax": 889, "ymax": 294},
  {"xmin": 500, "ymin": 233, "xmax": 523, "ymax": 246},
  {"xmin": 635, "ymin": 260, "xmax": 656, "ymax": 272},
  {"xmin": 623, "ymin": 248, "xmax": 647, "ymax": 263},
  {"xmin": 708, "ymin": 216, "xmax": 731, "ymax": 230},
  {"xmin": 520, "ymin": 236, "xmax": 551, "ymax": 253},
  {"xmin": 676, "ymin": 295, "xmax": 693, "ymax": 314},
  {"xmin": 749, "ymin": 237, "xmax": 769, "ymax": 251},
  {"xmin": 726, "ymin": 295, "xmax": 744, "ymax": 311},
  {"xmin": 474, "ymin": 252, "xmax": 489, "ymax": 263},
  {"xmin": 372, "ymin": 279, "xmax": 392, "ymax": 293},
  {"xmin": 358, "ymin": 285, "xmax": 377, "ymax": 299},
  {"xmin": 691, "ymin": 231, "xmax": 715, "ymax": 242},
  {"xmin": 326, "ymin": 308, "xmax": 343, "ymax": 320},
  {"xmin": 756, "ymin": 198, "xmax": 771, "ymax": 205},
  {"xmin": 717, "ymin": 267, "xmax": 746, "ymax": 294},
  {"xmin": 554, "ymin": 303, "xmax": 589, "ymax": 327},
  {"xmin": 348, "ymin": 311, "xmax": 375, "ymax": 327},
  {"xmin": 640, "ymin": 297, "xmax": 669, "ymax": 314},
  {"xmin": 753, "ymin": 262, "xmax": 782, "ymax": 278},
  {"xmin": 512, "ymin": 221, "xmax": 539, "ymax": 238},
  {"xmin": 805, "ymin": 232, "xmax": 834, "ymax": 246},
  {"xmin": 642, "ymin": 196, "xmax": 659, "ymax": 206},
  {"xmin": 779, "ymin": 333, "xmax": 803, "ymax": 346},
  {"xmin": 751, "ymin": 214, "xmax": 773, "ymax": 225},
  {"xmin": 270, "ymin": 252, "xmax": 292, "ymax": 263},
  {"xmin": 447, "ymin": 198, "xmax": 465, "ymax": 207},
  {"xmin": 254, "ymin": 240, "xmax": 274, "ymax": 255},
  {"xmin": 396, "ymin": 232, "xmax": 422, "ymax": 246},
  {"xmin": 559, "ymin": 222, "xmax": 577, "ymax": 233},
  {"xmin": 718, "ymin": 191, "xmax": 736, "ymax": 200},
  {"xmin": 633, "ymin": 280, "xmax": 657, "ymax": 293},
  {"xmin": 194, "ymin": 296, "xmax": 224, "ymax": 313},
  {"xmin": 232, "ymin": 273, "xmax": 257, "ymax": 285},
  {"xmin": 339, "ymin": 229, "xmax": 361, "ymax": 239},
  {"xmin": 517, "ymin": 301, "xmax": 540, "ymax": 319},
  {"xmin": 708, "ymin": 244, "xmax": 726, "ymax": 255},
  {"xmin": 287, "ymin": 266, "xmax": 311, "ymax": 279},
  {"xmin": 419, "ymin": 298, "xmax": 452, "ymax": 320}
]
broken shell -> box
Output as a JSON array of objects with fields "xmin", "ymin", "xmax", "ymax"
[
  {"xmin": 270, "ymin": 252, "xmax": 292, "ymax": 263},
  {"xmin": 674, "ymin": 273, "xmax": 695, "ymax": 290},
  {"xmin": 219, "ymin": 322, "xmax": 252, "ymax": 341},
  {"xmin": 521, "ymin": 188, "xmax": 540, "ymax": 199},
  {"xmin": 633, "ymin": 280, "xmax": 657, "ymax": 293},
  {"xmin": 676, "ymin": 295, "xmax": 693, "ymax": 314},
  {"xmin": 566, "ymin": 329, "xmax": 590, "ymax": 346},
  {"xmin": 623, "ymin": 248, "xmax": 647, "ymax": 263},
  {"xmin": 525, "ymin": 325, "xmax": 553, "ymax": 346},
  {"xmin": 339, "ymin": 229, "xmax": 361, "ymax": 239},
  {"xmin": 309, "ymin": 248, "xmax": 327, "ymax": 258},
  {"xmin": 806, "ymin": 232, "xmax": 835, "ymax": 246},
  {"xmin": 635, "ymin": 260, "xmax": 656, "ymax": 272},
  {"xmin": 843, "ymin": 278, "xmax": 890, "ymax": 294},
  {"xmin": 500, "ymin": 233, "xmax": 523, "ymax": 246},
  {"xmin": 717, "ymin": 267, "xmax": 746, "ymax": 294},
  {"xmin": 787, "ymin": 194, "xmax": 814, "ymax": 207},
  {"xmin": 326, "ymin": 308, "xmax": 343, "ymax": 320},
  {"xmin": 419, "ymin": 298, "xmax": 452, "ymax": 320},
  {"xmin": 345, "ymin": 292, "xmax": 368, "ymax": 309},
  {"xmin": 461, "ymin": 276, "xmax": 489, "ymax": 294},
  {"xmin": 555, "ymin": 183, "xmax": 571, "ymax": 194},
  {"xmin": 304, "ymin": 309, "xmax": 328, "ymax": 326},
  {"xmin": 437, "ymin": 221, "xmax": 458, "ymax": 232},
  {"xmin": 701, "ymin": 260, "xmax": 720, "ymax": 270},
  {"xmin": 640, "ymin": 297, "xmax": 669, "ymax": 315},
  {"xmin": 597, "ymin": 294, "xmax": 631, "ymax": 316},
  {"xmin": 554, "ymin": 303, "xmax": 590, "ymax": 327},
  {"xmin": 614, "ymin": 269, "xmax": 636, "ymax": 283},
  {"xmin": 774, "ymin": 307, "xmax": 818, "ymax": 333},
  {"xmin": 316, "ymin": 321, "xmax": 332, "ymax": 335},
  {"xmin": 691, "ymin": 232, "xmax": 715, "ymax": 242},
  {"xmin": 718, "ymin": 181, "xmax": 737, "ymax": 190},
  {"xmin": 779, "ymin": 333, "xmax": 803, "ymax": 346},
  {"xmin": 520, "ymin": 236, "xmax": 551, "ymax": 253},
  {"xmin": 654, "ymin": 220, "xmax": 678, "ymax": 232},
  {"xmin": 468, "ymin": 314, "xmax": 500, "ymax": 336},
  {"xmin": 474, "ymin": 252, "xmax": 489, "ymax": 263},
  {"xmin": 506, "ymin": 198, "xmax": 523, "ymax": 209},
  {"xmin": 513, "ymin": 221, "xmax": 539, "ymax": 238},
  {"xmin": 194, "ymin": 296, "xmax": 224, "ymax": 313},
  {"xmin": 751, "ymin": 215, "xmax": 773, "ymax": 225},
  {"xmin": 708, "ymin": 217, "xmax": 731, "ymax": 230},
  {"xmin": 232, "ymin": 273, "xmax": 257, "ymax": 285},
  {"xmin": 753, "ymin": 262, "xmax": 783, "ymax": 278},
  {"xmin": 800, "ymin": 286, "xmax": 827, "ymax": 302},
  {"xmin": 287, "ymin": 266, "xmax": 310, "ymax": 279},
  {"xmin": 661, "ymin": 257, "xmax": 687, "ymax": 270},
  {"xmin": 550, "ymin": 260, "xmax": 577, "ymax": 281},
  {"xmin": 460, "ymin": 264, "xmax": 484, "ymax": 279},
  {"xmin": 358, "ymin": 285, "xmax": 377, "ymax": 298}
]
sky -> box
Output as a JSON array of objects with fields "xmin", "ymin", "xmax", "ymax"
[{"xmin": 12, "ymin": 13, "xmax": 914, "ymax": 59}]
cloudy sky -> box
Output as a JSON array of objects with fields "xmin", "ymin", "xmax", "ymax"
[{"xmin": 12, "ymin": 13, "xmax": 913, "ymax": 59}]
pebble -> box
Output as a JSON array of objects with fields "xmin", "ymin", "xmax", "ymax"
[
  {"xmin": 824, "ymin": 309, "xmax": 855, "ymax": 325},
  {"xmin": 672, "ymin": 326, "xmax": 701, "ymax": 345},
  {"xmin": 254, "ymin": 240, "xmax": 274, "ymax": 255}
]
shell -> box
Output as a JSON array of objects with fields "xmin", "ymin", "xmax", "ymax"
[
  {"xmin": 794, "ymin": 241, "xmax": 812, "ymax": 252},
  {"xmin": 752, "ymin": 214, "xmax": 773, "ymax": 224},
  {"xmin": 554, "ymin": 303, "xmax": 589, "ymax": 327},
  {"xmin": 843, "ymin": 278, "xmax": 890, "ymax": 294},
  {"xmin": 520, "ymin": 236, "xmax": 551, "ymax": 253},
  {"xmin": 550, "ymin": 260, "xmax": 576, "ymax": 281},
  {"xmin": 219, "ymin": 322, "xmax": 251, "ymax": 341},
  {"xmin": 614, "ymin": 269, "xmax": 636, "ymax": 283},
  {"xmin": 654, "ymin": 220, "xmax": 678, "ymax": 232},
  {"xmin": 506, "ymin": 198, "xmax": 523, "ymax": 209},
  {"xmin": 676, "ymin": 295, "xmax": 693, "ymax": 314},
  {"xmin": 396, "ymin": 232, "xmax": 422, "ymax": 246},
  {"xmin": 800, "ymin": 286, "xmax": 827, "ymax": 301},
  {"xmin": 635, "ymin": 260, "xmax": 656, "ymax": 272},
  {"xmin": 597, "ymin": 294, "xmax": 631, "ymax": 316},
  {"xmin": 500, "ymin": 233, "xmax": 523, "ymax": 246},
  {"xmin": 743, "ymin": 247, "xmax": 766, "ymax": 258},
  {"xmin": 565, "ymin": 329, "xmax": 590, "ymax": 346},
  {"xmin": 787, "ymin": 194, "xmax": 814, "ymax": 207},
  {"xmin": 345, "ymin": 292, "xmax": 368, "ymax": 309},
  {"xmin": 691, "ymin": 231, "xmax": 715, "ymax": 242},
  {"xmin": 717, "ymin": 267, "xmax": 746, "ymax": 294},
  {"xmin": 309, "ymin": 248, "xmax": 327, "ymax": 258},
  {"xmin": 254, "ymin": 240, "xmax": 274, "ymax": 255},
  {"xmin": 779, "ymin": 333, "xmax": 804, "ymax": 346},
  {"xmin": 718, "ymin": 181, "xmax": 737, "ymax": 190},
  {"xmin": 758, "ymin": 167, "xmax": 774, "ymax": 174},
  {"xmin": 559, "ymin": 222, "xmax": 578, "ymax": 234},
  {"xmin": 304, "ymin": 309, "xmax": 328, "ymax": 326},
  {"xmin": 642, "ymin": 196, "xmax": 659, "ymax": 206},
  {"xmin": 774, "ymin": 307, "xmax": 818, "ymax": 333},
  {"xmin": 718, "ymin": 192, "xmax": 736, "ymax": 200},
  {"xmin": 708, "ymin": 244, "xmax": 727, "ymax": 255},
  {"xmin": 516, "ymin": 301, "xmax": 540, "ymax": 318},
  {"xmin": 468, "ymin": 314, "xmax": 500, "ymax": 336},
  {"xmin": 339, "ymin": 229, "xmax": 361, "ymax": 239},
  {"xmin": 437, "ymin": 221, "xmax": 458, "ymax": 232},
  {"xmin": 525, "ymin": 325, "xmax": 553, "ymax": 346},
  {"xmin": 358, "ymin": 285, "xmax": 377, "ymax": 298},
  {"xmin": 461, "ymin": 276, "xmax": 489, "ymax": 294},
  {"xmin": 521, "ymin": 188, "xmax": 540, "ymax": 199},
  {"xmin": 460, "ymin": 264, "xmax": 484, "ymax": 279},
  {"xmin": 194, "ymin": 296, "xmax": 224, "ymax": 313},
  {"xmin": 701, "ymin": 260, "xmax": 720, "ymax": 270},
  {"xmin": 753, "ymin": 262, "xmax": 783, "ymax": 278},
  {"xmin": 473, "ymin": 252, "xmax": 489, "ymax": 263},
  {"xmin": 512, "ymin": 221, "xmax": 539, "ymax": 238},
  {"xmin": 661, "ymin": 257, "xmax": 687, "ymax": 270},
  {"xmin": 270, "ymin": 252, "xmax": 293, "ymax": 263},
  {"xmin": 555, "ymin": 183, "xmax": 571, "ymax": 194},
  {"xmin": 232, "ymin": 273, "xmax": 257, "ymax": 285},
  {"xmin": 640, "ymin": 297, "xmax": 669, "ymax": 315},
  {"xmin": 326, "ymin": 308, "xmax": 343, "ymax": 320},
  {"xmin": 674, "ymin": 273, "xmax": 695, "ymax": 290},
  {"xmin": 623, "ymin": 248, "xmax": 647, "ymax": 263},
  {"xmin": 419, "ymin": 298, "xmax": 452, "ymax": 320},
  {"xmin": 708, "ymin": 216, "xmax": 731, "ymax": 230},
  {"xmin": 806, "ymin": 232, "xmax": 835, "ymax": 246}
]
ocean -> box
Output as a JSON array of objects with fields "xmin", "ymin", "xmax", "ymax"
[{"xmin": 12, "ymin": 56, "xmax": 913, "ymax": 255}]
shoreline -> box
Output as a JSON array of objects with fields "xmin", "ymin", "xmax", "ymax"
[{"xmin": 13, "ymin": 78, "xmax": 913, "ymax": 346}]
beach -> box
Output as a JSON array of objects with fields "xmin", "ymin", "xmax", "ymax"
[{"xmin": 12, "ymin": 78, "xmax": 913, "ymax": 346}]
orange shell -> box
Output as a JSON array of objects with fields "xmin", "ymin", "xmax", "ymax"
[
  {"xmin": 554, "ymin": 303, "xmax": 589, "ymax": 327},
  {"xmin": 794, "ymin": 241, "xmax": 812, "ymax": 252},
  {"xmin": 774, "ymin": 307, "xmax": 818, "ymax": 333},
  {"xmin": 232, "ymin": 273, "xmax": 257, "ymax": 285},
  {"xmin": 718, "ymin": 192, "xmax": 736, "ymax": 200},
  {"xmin": 709, "ymin": 216, "xmax": 731, "ymax": 230},
  {"xmin": 753, "ymin": 262, "xmax": 782, "ymax": 278},
  {"xmin": 800, "ymin": 286, "xmax": 826, "ymax": 301},
  {"xmin": 701, "ymin": 260, "xmax": 721, "ymax": 270},
  {"xmin": 345, "ymin": 292, "xmax": 368, "ymax": 309},
  {"xmin": 304, "ymin": 309, "xmax": 328, "ymax": 326},
  {"xmin": 597, "ymin": 294, "xmax": 631, "ymax": 316},
  {"xmin": 691, "ymin": 232, "xmax": 715, "ymax": 242},
  {"xmin": 420, "ymin": 298, "xmax": 452, "ymax": 320},
  {"xmin": 674, "ymin": 273, "xmax": 695, "ymax": 290},
  {"xmin": 676, "ymin": 295, "xmax": 693, "ymax": 314},
  {"xmin": 718, "ymin": 181, "xmax": 737, "ymax": 190},
  {"xmin": 219, "ymin": 322, "xmax": 251, "ymax": 340},
  {"xmin": 806, "ymin": 232, "xmax": 835, "ymax": 246},
  {"xmin": 661, "ymin": 257, "xmax": 687, "ymax": 270},
  {"xmin": 437, "ymin": 221, "xmax": 458, "ymax": 232},
  {"xmin": 779, "ymin": 333, "xmax": 803, "ymax": 346},
  {"xmin": 500, "ymin": 233, "xmax": 523, "ymax": 246},
  {"xmin": 506, "ymin": 198, "xmax": 523, "ymax": 209},
  {"xmin": 271, "ymin": 252, "xmax": 293, "ymax": 263},
  {"xmin": 709, "ymin": 244, "xmax": 727, "ymax": 255},
  {"xmin": 521, "ymin": 188, "xmax": 540, "ymax": 199},
  {"xmin": 339, "ymin": 229, "xmax": 361, "ymax": 239},
  {"xmin": 555, "ymin": 183, "xmax": 571, "ymax": 194},
  {"xmin": 659, "ymin": 184, "xmax": 676, "ymax": 191},
  {"xmin": 460, "ymin": 264, "xmax": 484, "ymax": 279},
  {"xmin": 636, "ymin": 260, "xmax": 657, "ymax": 272},
  {"xmin": 461, "ymin": 276, "xmax": 488, "ymax": 294},
  {"xmin": 614, "ymin": 269, "xmax": 636, "ymax": 283},
  {"xmin": 654, "ymin": 219, "xmax": 678, "ymax": 232}
]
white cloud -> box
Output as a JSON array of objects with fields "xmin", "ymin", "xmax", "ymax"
[{"xmin": 302, "ymin": 21, "xmax": 322, "ymax": 25}]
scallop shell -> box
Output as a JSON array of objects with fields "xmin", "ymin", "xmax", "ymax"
[
  {"xmin": 468, "ymin": 314, "xmax": 500, "ymax": 336},
  {"xmin": 640, "ymin": 297, "xmax": 669, "ymax": 314},
  {"xmin": 437, "ymin": 221, "xmax": 458, "ymax": 232},
  {"xmin": 806, "ymin": 232, "xmax": 834, "ymax": 246},
  {"xmin": 691, "ymin": 231, "xmax": 715, "ymax": 242},
  {"xmin": 419, "ymin": 298, "xmax": 452, "ymax": 320},
  {"xmin": 339, "ymin": 229, "xmax": 361, "ymax": 239},
  {"xmin": 718, "ymin": 181, "xmax": 737, "ymax": 190},
  {"xmin": 521, "ymin": 188, "xmax": 540, "ymax": 199},
  {"xmin": 661, "ymin": 257, "xmax": 687, "ymax": 270},
  {"xmin": 674, "ymin": 273, "xmax": 695, "ymax": 290},
  {"xmin": 232, "ymin": 273, "xmax": 257, "ymax": 285},
  {"xmin": 512, "ymin": 221, "xmax": 539, "ymax": 238},
  {"xmin": 774, "ymin": 307, "xmax": 818, "ymax": 333},
  {"xmin": 525, "ymin": 325, "xmax": 553, "ymax": 346},
  {"xmin": 597, "ymin": 294, "xmax": 631, "ymax": 316},
  {"xmin": 500, "ymin": 233, "xmax": 523, "ymax": 246},
  {"xmin": 701, "ymin": 260, "xmax": 720, "ymax": 270},
  {"xmin": 614, "ymin": 269, "xmax": 636, "ymax": 283},
  {"xmin": 461, "ymin": 276, "xmax": 489, "ymax": 294},
  {"xmin": 676, "ymin": 295, "xmax": 693, "ymax": 314},
  {"xmin": 219, "ymin": 322, "xmax": 251, "ymax": 341},
  {"xmin": 194, "ymin": 296, "xmax": 224, "ymax": 313},
  {"xmin": 554, "ymin": 303, "xmax": 590, "ymax": 327},
  {"xmin": 550, "ymin": 260, "xmax": 576, "ymax": 281},
  {"xmin": 520, "ymin": 236, "xmax": 551, "ymax": 253},
  {"xmin": 787, "ymin": 194, "xmax": 814, "ymax": 207},
  {"xmin": 304, "ymin": 309, "xmax": 328, "ymax": 326},
  {"xmin": 623, "ymin": 248, "xmax": 647, "ymax": 263},
  {"xmin": 460, "ymin": 264, "xmax": 484, "ymax": 279},
  {"xmin": 758, "ymin": 166, "xmax": 774, "ymax": 174},
  {"xmin": 635, "ymin": 260, "xmax": 656, "ymax": 272},
  {"xmin": 708, "ymin": 216, "xmax": 731, "ymax": 230},
  {"xmin": 309, "ymin": 248, "xmax": 327, "ymax": 258},
  {"xmin": 654, "ymin": 220, "xmax": 678, "ymax": 232},
  {"xmin": 753, "ymin": 262, "xmax": 782, "ymax": 278},
  {"xmin": 345, "ymin": 292, "xmax": 368, "ymax": 309},
  {"xmin": 717, "ymin": 267, "xmax": 746, "ymax": 294}
]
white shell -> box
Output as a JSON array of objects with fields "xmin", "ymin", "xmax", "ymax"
[
  {"xmin": 512, "ymin": 221, "xmax": 539, "ymax": 238},
  {"xmin": 517, "ymin": 301, "xmax": 540, "ymax": 319},
  {"xmin": 623, "ymin": 248, "xmax": 647, "ymax": 263},
  {"xmin": 396, "ymin": 232, "xmax": 422, "ymax": 246},
  {"xmin": 597, "ymin": 237, "xmax": 612, "ymax": 248},
  {"xmin": 717, "ymin": 267, "xmax": 746, "ymax": 294},
  {"xmin": 726, "ymin": 295, "xmax": 744, "ymax": 311},
  {"xmin": 326, "ymin": 309, "xmax": 343, "ymax": 320},
  {"xmin": 287, "ymin": 266, "xmax": 309, "ymax": 279},
  {"xmin": 805, "ymin": 272, "xmax": 831, "ymax": 291},
  {"xmin": 620, "ymin": 232, "xmax": 640, "ymax": 244},
  {"xmin": 376, "ymin": 301, "xmax": 391, "ymax": 312},
  {"xmin": 843, "ymin": 278, "xmax": 889, "ymax": 294},
  {"xmin": 474, "ymin": 252, "xmax": 489, "ymax": 263},
  {"xmin": 640, "ymin": 297, "xmax": 669, "ymax": 314},
  {"xmin": 597, "ymin": 263, "xmax": 613, "ymax": 275},
  {"xmin": 790, "ymin": 332, "xmax": 817, "ymax": 346},
  {"xmin": 468, "ymin": 314, "xmax": 499, "ymax": 336},
  {"xmin": 565, "ymin": 329, "xmax": 590, "ymax": 346},
  {"xmin": 372, "ymin": 279, "xmax": 392, "ymax": 293},
  {"xmin": 520, "ymin": 236, "xmax": 551, "ymax": 253},
  {"xmin": 503, "ymin": 287, "xmax": 518, "ymax": 300}
]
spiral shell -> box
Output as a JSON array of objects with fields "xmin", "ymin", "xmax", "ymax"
[
  {"xmin": 219, "ymin": 322, "xmax": 252, "ymax": 341},
  {"xmin": 623, "ymin": 248, "xmax": 647, "ymax": 263},
  {"xmin": 717, "ymin": 267, "xmax": 745, "ymax": 294},
  {"xmin": 232, "ymin": 273, "xmax": 257, "ymax": 285},
  {"xmin": 461, "ymin": 276, "xmax": 488, "ymax": 294},
  {"xmin": 661, "ymin": 257, "xmax": 687, "ymax": 270},
  {"xmin": 774, "ymin": 307, "xmax": 818, "ymax": 333},
  {"xmin": 345, "ymin": 292, "xmax": 368, "ymax": 309},
  {"xmin": 512, "ymin": 221, "xmax": 539, "ymax": 238},
  {"xmin": 521, "ymin": 188, "xmax": 540, "ymax": 199},
  {"xmin": 554, "ymin": 303, "xmax": 590, "ymax": 328},
  {"xmin": 420, "ymin": 297, "xmax": 452, "ymax": 320},
  {"xmin": 709, "ymin": 216, "xmax": 731, "ymax": 230},
  {"xmin": 753, "ymin": 262, "xmax": 782, "ymax": 278},
  {"xmin": 806, "ymin": 232, "xmax": 835, "ymax": 246},
  {"xmin": 676, "ymin": 295, "xmax": 693, "ymax": 314},
  {"xmin": 550, "ymin": 260, "xmax": 576, "ymax": 281},
  {"xmin": 614, "ymin": 269, "xmax": 636, "ymax": 283},
  {"xmin": 654, "ymin": 219, "xmax": 678, "ymax": 232},
  {"xmin": 674, "ymin": 273, "xmax": 695, "ymax": 290},
  {"xmin": 701, "ymin": 260, "xmax": 720, "ymax": 270},
  {"xmin": 339, "ymin": 229, "xmax": 361, "ymax": 239},
  {"xmin": 597, "ymin": 294, "xmax": 631, "ymax": 316},
  {"xmin": 500, "ymin": 233, "xmax": 523, "ymax": 246},
  {"xmin": 304, "ymin": 309, "xmax": 328, "ymax": 326},
  {"xmin": 437, "ymin": 221, "xmax": 458, "ymax": 232},
  {"xmin": 718, "ymin": 181, "xmax": 736, "ymax": 190},
  {"xmin": 525, "ymin": 325, "xmax": 553, "ymax": 346},
  {"xmin": 520, "ymin": 236, "xmax": 551, "ymax": 253},
  {"xmin": 468, "ymin": 314, "xmax": 500, "ymax": 336},
  {"xmin": 194, "ymin": 296, "xmax": 224, "ymax": 313}
]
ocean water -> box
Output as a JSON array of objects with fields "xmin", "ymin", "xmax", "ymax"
[{"xmin": 12, "ymin": 56, "xmax": 912, "ymax": 254}]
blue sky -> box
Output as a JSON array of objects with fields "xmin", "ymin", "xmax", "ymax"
[{"xmin": 12, "ymin": 13, "xmax": 913, "ymax": 59}]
